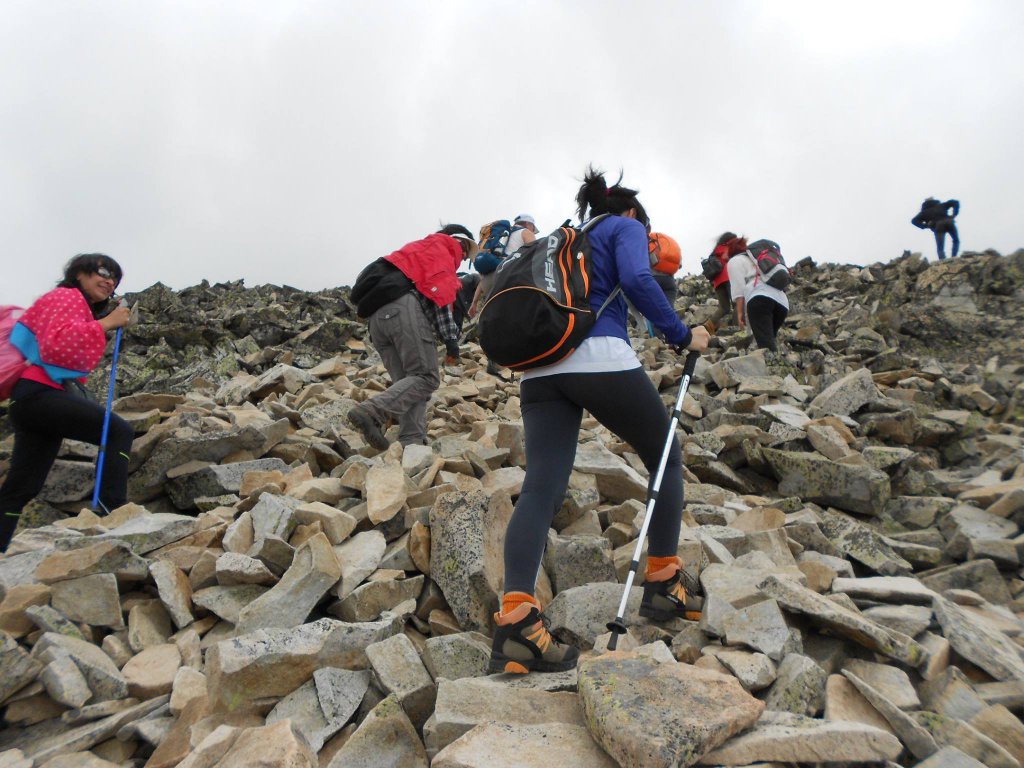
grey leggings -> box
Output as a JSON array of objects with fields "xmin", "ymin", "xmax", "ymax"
[{"xmin": 503, "ymin": 366, "xmax": 684, "ymax": 594}]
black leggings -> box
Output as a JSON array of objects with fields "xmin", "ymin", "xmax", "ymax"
[
  {"xmin": 747, "ymin": 297, "xmax": 788, "ymax": 352},
  {"xmin": 0, "ymin": 379, "xmax": 133, "ymax": 551},
  {"xmin": 504, "ymin": 367, "xmax": 684, "ymax": 594}
]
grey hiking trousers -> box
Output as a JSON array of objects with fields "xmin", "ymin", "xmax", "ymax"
[{"xmin": 365, "ymin": 292, "xmax": 441, "ymax": 446}]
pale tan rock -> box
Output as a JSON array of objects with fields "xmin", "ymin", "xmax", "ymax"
[
  {"xmin": 797, "ymin": 560, "xmax": 836, "ymax": 592},
  {"xmin": 700, "ymin": 711, "xmax": 902, "ymax": 764},
  {"xmin": 432, "ymin": 723, "xmax": 616, "ymax": 768},
  {"xmin": 0, "ymin": 748, "xmax": 32, "ymax": 768},
  {"xmin": 824, "ymin": 674, "xmax": 895, "ymax": 734},
  {"xmin": 288, "ymin": 477, "xmax": 347, "ymax": 505},
  {"xmin": 188, "ymin": 549, "xmax": 220, "ymax": 590},
  {"xmin": 327, "ymin": 694, "xmax": 426, "ymax": 768},
  {"xmin": 91, "ymin": 736, "xmax": 141, "ymax": 764},
  {"xmin": 169, "ymin": 666, "xmax": 206, "ymax": 716},
  {"xmin": 365, "ymin": 632, "xmax": 435, "ymax": 730},
  {"xmin": 731, "ymin": 507, "xmax": 786, "ymax": 532},
  {"xmin": 366, "ymin": 462, "xmax": 408, "ymax": 524},
  {"xmin": 333, "ymin": 530, "xmax": 386, "ymax": 599},
  {"xmin": 236, "ymin": 533, "xmax": 341, "ymax": 633},
  {"xmin": 36, "ymin": 753, "xmax": 121, "ymax": 767},
  {"xmin": 205, "ymin": 616, "xmax": 400, "ymax": 712},
  {"xmin": 148, "ymin": 559, "xmax": 194, "ymax": 629},
  {"xmin": 0, "ymin": 584, "xmax": 52, "ymax": 637},
  {"xmin": 174, "ymin": 628, "xmax": 202, "ymax": 670},
  {"xmin": 970, "ymin": 704, "xmax": 1024, "ymax": 766},
  {"xmin": 409, "ymin": 521, "xmax": 431, "ymax": 575},
  {"xmin": 127, "ymin": 600, "xmax": 172, "ymax": 652},
  {"xmin": 208, "ymin": 719, "xmax": 316, "ymax": 768},
  {"xmin": 3, "ymin": 691, "xmax": 65, "ymax": 727},
  {"xmin": 39, "ymin": 646, "xmax": 93, "ymax": 707},
  {"xmin": 807, "ymin": 423, "xmax": 853, "ymax": 460},
  {"xmin": 215, "ymin": 552, "xmax": 277, "ymax": 586},
  {"xmin": 425, "ymin": 677, "xmax": 585, "ymax": 756},
  {"xmin": 121, "ymin": 643, "xmax": 181, "ymax": 698},
  {"xmin": 293, "ymin": 502, "xmax": 356, "ymax": 545},
  {"xmin": 101, "ymin": 633, "xmax": 133, "ymax": 668},
  {"xmin": 290, "ymin": 520, "xmax": 325, "ymax": 548},
  {"xmin": 239, "ymin": 469, "xmax": 286, "ymax": 498},
  {"xmin": 50, "ymin": 574, "xmax": 124, "ymax": 630},
  {"xmin": 222, "ymin": 510, "xmax": 255, "ymax": 554}
]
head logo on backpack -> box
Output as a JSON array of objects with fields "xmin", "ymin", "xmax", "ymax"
[
  {"xmin": 746, "ymin": 239, "xmax": 791, "ymax": 290},
  {"xmin": 0, "ymin": 306, "xmax": 28, "ymax": 401},
  {"xmin": 478, "ymin": 215, "xmax": 620, "ymax": 371},
  {"xmin": 474, "ymin": 219, "xmax": 514, "ymax": 275}
]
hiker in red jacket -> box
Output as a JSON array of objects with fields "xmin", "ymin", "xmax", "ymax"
[
  {"xmin": 348, "ymin": 225, "xmax": 478, "ymax": 450},
  {"xmin": 708, "ymin": 232, "xmax": 747, "ymax": 327},
  {"xmin": 1, "ymin": 254, "xmax": 132, "ymax": 552}
]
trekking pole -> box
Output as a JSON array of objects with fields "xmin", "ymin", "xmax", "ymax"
[
  {"xmin": 606, "ymin": 349, "xmax": 700, "ymax": 651},
  {"xmin": 91, "ymin": 324, "xmax": 124, "ymax": 515}
]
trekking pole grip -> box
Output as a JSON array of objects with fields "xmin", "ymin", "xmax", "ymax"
[{"xmin": 682, "ymin": 350, "xmax": 699, "ymax": 378}]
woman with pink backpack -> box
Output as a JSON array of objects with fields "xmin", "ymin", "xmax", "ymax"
[{"xmin": 1, "ymin": 254, "xmax": 132, "ymax": 552}]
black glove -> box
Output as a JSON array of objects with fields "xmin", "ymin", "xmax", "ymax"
[{"xmin": 444, "ymin": 339, "xmax": 460, "ymax": 360}]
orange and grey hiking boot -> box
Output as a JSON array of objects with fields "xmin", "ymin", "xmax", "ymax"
[
  {"xmin": 640, "ymin": 558, "xmax": 703, "ymax": 622},
  {"xmin": 487, "ymin": 603, "xmax": 580, "ymax": 674}
]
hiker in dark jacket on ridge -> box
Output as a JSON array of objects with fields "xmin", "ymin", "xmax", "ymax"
[{"xmin": 912, "ymin": 197, "xmax": 960, "ymax": 260}]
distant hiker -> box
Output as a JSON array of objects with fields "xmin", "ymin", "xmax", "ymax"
[
  {"xmin": 487, "ymin": 167, "xmax": 709, "ymax": 675},
  {"xmin": 648, "ymin": 230, "xmax": 681, "ymax": 309},
  {"xmin": 348, "ymin": 225, "xmax": 477, "ymax": 449},
  {"xmin": 469, "ymin": 214, "xmax": 539, "ymax": 377},
  {"xmin": 727, "ymin": 238, "xmax": 789, "ymax": 352},
  {"xmin": 705, "ymin": 232, "xmax": 747, "ymax": 327},
  {"xmin": 452, "ymin": 272, "xmax": 480, "ymax": 335},
  {"xmin": 0, "ymin": 254, "xmax": 133, "ymax": 552},
  {"xmin": 912, "ymin": 197, "xmax": 960, "ymax": 260}
]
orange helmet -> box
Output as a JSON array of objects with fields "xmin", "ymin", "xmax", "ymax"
[{"xmin": 648, "ymin": 232, "xmax": 681, "ymax": 275}]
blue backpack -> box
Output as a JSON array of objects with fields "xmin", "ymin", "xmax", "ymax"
[{"xmin": 474, "ymin": 220, "xmax": 514, "ymax": 274}]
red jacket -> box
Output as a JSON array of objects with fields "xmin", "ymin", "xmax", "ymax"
[
  {"xmin": 712, "ymin": 237, "xmax": 748, "ymax": 288},
  {"xmin": 14, "ymin": 287, "xmax": 107, "ymax": 388},
  {"xmin": 384, "ymin": 234, "xmax": 464, "ymax": 307}
]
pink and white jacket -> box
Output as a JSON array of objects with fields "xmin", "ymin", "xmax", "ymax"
[{"xmin": 10, "ymin": 287, "xmax": 108, "ymax": 389}]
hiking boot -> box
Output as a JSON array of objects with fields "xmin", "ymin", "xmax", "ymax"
[
  {"xmin": 348, "ymin": 405, "xmax": 389, "ymax": 451},
  {"xmin": 485, "ymin": 360, "xmax": 509, "ymax": 381},
  {"xmin": 487, "ymin": 603, "xmax": 579, "ymax": 674},
  {"xmin": 640, "ymin": 562, "xmax": 703, "ymax": 622}
]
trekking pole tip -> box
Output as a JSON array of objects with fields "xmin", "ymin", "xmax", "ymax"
[{"xmin": 606, "ymin": 619, "xmax": 628, "ymax": 651}]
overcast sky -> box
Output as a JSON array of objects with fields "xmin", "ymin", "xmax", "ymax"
[{"xmin": 2, "ymin": 1, "xmax": 1022, "ymax": 305}]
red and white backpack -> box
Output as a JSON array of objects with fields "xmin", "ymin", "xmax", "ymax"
[{"xmin": 0, "ymin": 306, "xmax": 28, "ymax": 401}]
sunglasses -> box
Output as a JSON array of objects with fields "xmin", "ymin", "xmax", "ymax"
[{"xmin": 96, "ymin": 266, "xmax": 117, "ymax": 281}]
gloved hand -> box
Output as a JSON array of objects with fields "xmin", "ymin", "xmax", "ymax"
[{"xmin": 444, "ymin": 339, "xmax": 460, "ymax": 364}]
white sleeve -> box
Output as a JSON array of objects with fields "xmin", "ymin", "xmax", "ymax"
[{"xmin": 728, "ymin": 258, "xmax": 750, "ymax": 301}]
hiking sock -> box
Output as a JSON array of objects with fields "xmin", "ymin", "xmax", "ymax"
[
  {"xmin": 501, "ymin": 591, "xmax": 539, "ymax": 616},
  {"xmin": 645, "ymin": 555, "xmax": 681, "ymax": 581}
]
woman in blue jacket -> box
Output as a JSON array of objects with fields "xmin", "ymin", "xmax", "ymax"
[{"xmin": 488, "ymin": 167, "xmax": 710, "ymax": 674}]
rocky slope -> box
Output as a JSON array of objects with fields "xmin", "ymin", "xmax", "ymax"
[{"xmin": 0, "ymin": 248, "xmax": 1022, "ymax": 767}]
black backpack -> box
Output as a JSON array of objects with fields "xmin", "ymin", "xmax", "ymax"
[
  {"xmin": 701, "ymin": 253, "xmax": 724, "ymax": 281},
  {"xmin": 478, "ymin": 215, "xmax": 620, "ymax": 371},
  {"xmin": 746, "ymin": 239, "xmax": 791, "ymax": 290},
  {"xmin": 349, "ymin": 258, "xmax": 414, "ymax": 319}
]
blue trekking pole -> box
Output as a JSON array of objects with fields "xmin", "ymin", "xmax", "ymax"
[
  {"xmin": 606, "ymin": 349, "xmax": 700, "ymax": 650},
  {"xmin": 91, "ymin": 325, "xmax": 124, "ymax": 515}
]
